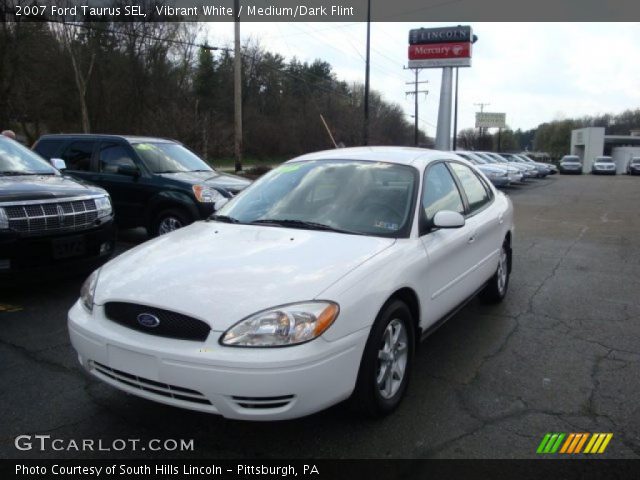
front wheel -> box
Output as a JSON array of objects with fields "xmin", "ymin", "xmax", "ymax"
[
  {"xmin": 350, "ymin": 300, "xmax": 415, "ymax": 417},
  {"xmin": 480, "ymin": 240, "xmax": 511, "ymax": 304},
  {"xmin": 151, "ymin": 208, "xmax": 192, "ymax": 237}
]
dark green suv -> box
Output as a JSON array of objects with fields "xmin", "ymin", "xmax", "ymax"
[{"xmin": 33, "ymin": 135, "xmax": 251, "ymax": 236}]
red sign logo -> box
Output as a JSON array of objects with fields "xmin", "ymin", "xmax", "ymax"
[{"xmin": 408, "ymin": 42, "xmax": 471, "ymax": 60}]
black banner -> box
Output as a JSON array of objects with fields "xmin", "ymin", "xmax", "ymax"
[
  {"xmin": 3, "ymin": 459, "xmax": 640, "ymax": 480},
  {"xmin": 2, "ymin": 0, "xmax": 640, "ymax": 22}
]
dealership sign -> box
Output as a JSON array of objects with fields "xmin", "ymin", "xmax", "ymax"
[
  {"xmin": 475, "ymin": 112, "xmax": 507, "ymax": 128},
  {"xmin": 409, "ymin": 26, "xmax": 473, "ymax": 45},
  {"xmin": 408, "ymin": 26, "xmax": 473, "ymax": 68}
]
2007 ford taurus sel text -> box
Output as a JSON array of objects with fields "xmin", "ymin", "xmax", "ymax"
[{"xmin": 68, "ymin": 147, "xmax": 514, "ymax": 420}]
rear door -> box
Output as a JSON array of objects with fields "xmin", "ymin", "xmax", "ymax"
[
  {"xmin": 448, "ymin": 161, "xmax": 502, "ymax": 287},
  {"xmin": 418, "ymin": 161, "xmax": 475, "ymax": 325}
]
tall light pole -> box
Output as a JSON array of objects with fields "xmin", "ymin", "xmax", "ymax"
[
  {"xmin": 233, "ymin": 0, "xmax": 242, "ymax": 172},
  {"xmin": 363, "ymin": 0, "xmax": 371, "ymax": 145}
]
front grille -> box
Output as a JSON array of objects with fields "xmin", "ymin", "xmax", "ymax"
[
  {"xmin": 91, "ymin": 361, "xmax": 211, "ymax": 405},
  {"xmin": 231, "ymin": 395, "xmax": 295, "ymax": 410},
  {"xmin": 5, "ymin": 198, "xmax": 98, "ymax": 235},
  {"xmin": 104, "ymin": 302, "xmax": 211, "ymax": 341}
]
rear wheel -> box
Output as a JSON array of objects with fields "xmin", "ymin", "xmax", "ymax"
[
  {"xmin": 480, "ymin": 240, "xmax": 510, "ymax": 304},
  {"xmin": 350, "ymin": 300, "xmax": 415, "ymax": 417},
  {"xmin": 151, "ymin": 208, "xmax": 191, "ymax": 237}
]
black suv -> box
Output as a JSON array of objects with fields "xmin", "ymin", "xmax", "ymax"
[
  {"xmin": 0, "ymin": 136, "xmax": 115, "ymax": 279},
  {"xmin": 33, "ymin": 135, "xmax": 251, "ymax": 236}
]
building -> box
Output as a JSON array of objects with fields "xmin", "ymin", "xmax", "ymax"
[{"xmin": 570, "ymin": 127, "xmax": 640, "ymax": 173}]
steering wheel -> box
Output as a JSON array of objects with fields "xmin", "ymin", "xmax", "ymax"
[{"xmin": 359, "ymin": 202, "xmax": 404, "ymax": 224}]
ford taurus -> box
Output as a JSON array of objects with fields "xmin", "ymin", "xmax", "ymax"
[{"xmin": 68, "ymin": 147, "xmax": 514, "ymax": 420}]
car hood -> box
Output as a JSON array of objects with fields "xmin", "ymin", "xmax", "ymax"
[
  {"xmin": 94, "ymin": 221, "xmax": 395, "ymax": 331},
  {"xmin": 0, "ymin": 174, "xmax": 106, "ymax": 202},
  {"xmin": 157, "ymin": 170, "xmax": 251, "ymax": 193}
]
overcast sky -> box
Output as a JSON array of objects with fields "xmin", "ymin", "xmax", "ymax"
[{"xmin": 204, "ymin": 22, "xmax": 640, "ymax": 136}]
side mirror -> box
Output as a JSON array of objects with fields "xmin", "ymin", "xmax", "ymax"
[
  {"xmin": 433, "ymin": 210, "xmax": 465, "ymax": 229},
  {"xmin": 50, "ymin": 158, "xmax": 67, "ymax": 170},
  {"xmin": 117, "ymin": 164, "xmax": 140, "ymax": 177},
  {"xmin": 214, "ymin": 197, "xmax": 229, "ymax": 211}
]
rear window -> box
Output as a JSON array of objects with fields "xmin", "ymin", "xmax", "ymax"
[{"xmin": 33, "ymin": 139, "xmax": 60, "ymax": 160}]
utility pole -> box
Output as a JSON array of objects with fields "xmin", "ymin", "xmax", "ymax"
[
  {"xmin": 363, "ymin": 0, "xmax": 371, "ymax": 145},
  {"xmin": 435, "ymin": 67, "xmax": 453, "ymax": 151},
  {"xmin": 233, "ymin": 0, "xmax": 242, "ymax": 172},
  {"xmin": 452, "ymin": 67, "xmax": 459, "ymax": 151},
  {"xmin": 404, "ymin": 68, "xmax": 428, "ymax": 146}
]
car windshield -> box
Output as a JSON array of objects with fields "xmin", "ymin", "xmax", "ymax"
[
  {"xmin": 632, "ymin": 159, "xmax": 640, "ymax": 164},
  {"xmin": 0, "ymin": 136, "xmax": 56, "ymax": 175},
  {"xmin": 562, "ymin": 157, "xmax": 580, "ymax": 163},
  {"xmin": 216, "ymin": 160, "xmax": 417, "ymax": 237},
  {"xmin": 132, "ymin": 142, "xmax": 214, "ymax": 173},
  {"xmin": 596, "ymin": 157, "xmax": 613, "ymax": 162}
]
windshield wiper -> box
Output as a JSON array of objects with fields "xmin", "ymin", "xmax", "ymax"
[
  {"xmin": 0, "ymin": 171, "xmax": 49, "ymax": 176},
  {"xmin": 250, "ymin": 219, "xmax": 362, "ymax": 235},
  {"xmin": 155, "ymin": 170, "xmax": 182, "ymax": 174},
  {"xmin": 209, "ymin": 214, "xmax": 241, "ymax": 224}
]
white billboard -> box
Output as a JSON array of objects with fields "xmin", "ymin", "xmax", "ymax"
[{"xmin": 475, "ymin": 112, "xmax": 506, "ymax": 128}]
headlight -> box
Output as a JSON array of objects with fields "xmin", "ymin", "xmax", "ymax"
[
  {"xmin": 80, "ymin": 269, "xmax": 100, "ymax": 312},
  {"xmin": 94, "ymin": 196, "xmax": 112, "ymax": 218},
  {"xmin": 221, "ymin": 301, "xmax": 339, "ymax": 347},
  {"xmin": 0, "ymin": 207, "xmax": 8, "ymax": 229},
  {"xmin": 193, "ymin": 185, "xmax": 223, "ymax": 203}
]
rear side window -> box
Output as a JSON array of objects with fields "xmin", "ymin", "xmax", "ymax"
[
  {"xmin": 449, "ymin": 162, "xmax": 491, "ymax": 214},
  {"xmin": 98, "ymin": 143, "xmax": 136, "ymax": 174},
  {"xmin": 33, "ymin": 140, "xmax": 59, "ymax": 160},
  {"xmin": 61, "ymin": 141, "xmax": 95, "ymax": 171}
]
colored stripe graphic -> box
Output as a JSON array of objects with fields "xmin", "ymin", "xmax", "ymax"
[{"xmin": 538, "ymin": 433, "xmax": 613, "ymax": 454}]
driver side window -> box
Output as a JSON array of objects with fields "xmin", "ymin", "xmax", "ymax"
[{"xmin": 422, "ymin": 162, "xmax": 464, "ymax": 224}]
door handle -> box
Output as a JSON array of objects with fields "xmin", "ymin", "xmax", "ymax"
[{"xmin": 498, "ymin": 213, "xmax": 504, "ymax": 224}]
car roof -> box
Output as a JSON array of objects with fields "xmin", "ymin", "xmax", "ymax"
[
  {"xmin": 289, "ymin": 146, "xmax": 463, "ymax": 168},
  {"xmin": 37, "ymin": 134, "xmax": 176, "ymax": 144}
]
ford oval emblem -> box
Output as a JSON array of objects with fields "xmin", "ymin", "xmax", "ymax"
[{"xmin": 137, "ymin": 313, "xmax": 160, "ymax": 328}]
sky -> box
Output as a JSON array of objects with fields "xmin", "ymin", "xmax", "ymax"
[{"xmin": 204, "ymin": 22, "xmax": 640, "ymax": 137}]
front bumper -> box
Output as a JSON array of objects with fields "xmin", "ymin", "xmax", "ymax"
[
  {"xmin": 487, "ymin": 176, "xmax": 510, "ymax": 187},
  {"xmin": 68, "ymin": 301, "xmax": 368, "ymax": 420},
  {"xmin": 508, "ymin": 172, "xmax": 525, "ymax": 183},
  {"xmin": 0, "ymin": 219, "xmax": 115, "ymax": 280},
  {"xmin": 592, "ymin": 168, "xmax": 616, "ymax": 175}
]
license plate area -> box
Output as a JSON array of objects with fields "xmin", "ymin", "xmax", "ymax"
[{"xmin": 52, "ymin": 235, "xmax": 86, "ymax": 259}]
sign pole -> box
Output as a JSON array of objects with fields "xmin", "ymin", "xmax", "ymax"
[{"xmin": 435, "ymin": 67, "xmax": 453, "ymax": 151}]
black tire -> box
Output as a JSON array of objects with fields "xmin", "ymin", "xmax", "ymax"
[
  {"xmin": 151, "ymin": 208, "xmax": 192, "ymax": 237},
  {"xmin": 480, "ymin": 239, "xmax": 511, "ymax": 304},
  {"xmin": 350, "ymin": 300, "xmax": 415, "ymax": 418}
]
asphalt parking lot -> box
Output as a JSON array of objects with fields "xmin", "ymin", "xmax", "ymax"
[{"xmin": 1, "ymin": 174, "xmax": 639, "ymax": 459}]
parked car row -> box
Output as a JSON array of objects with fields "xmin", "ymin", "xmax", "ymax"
[
  {"xmin": 559, "ymin": 154, "xmax": 640, "ymax": 175},
  {"xmin": 454, "ymin": 151, "xmax": 555, "ymax": 188},
  {"xmin": 1, "ymin": 134, "xmax": 250, "ymax": 279}
]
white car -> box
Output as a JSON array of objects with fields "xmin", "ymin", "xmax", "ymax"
[
  {"xmin": 591, "ymin": 156, "xmax": 616, "ymax": 175},
  {"xmin": 68, "ymin": 147, "xmax": 514, "ymax": 421}
]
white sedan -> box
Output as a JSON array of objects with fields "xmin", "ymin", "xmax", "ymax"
[{"xmin": 69, "ymin": 147, "xmax": 514, "ymax": 420}]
